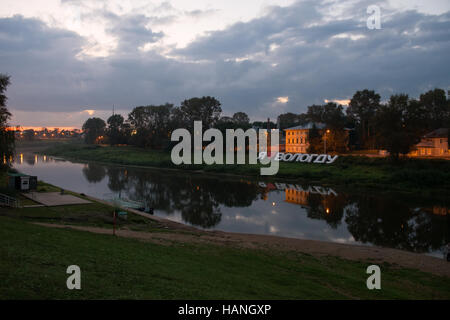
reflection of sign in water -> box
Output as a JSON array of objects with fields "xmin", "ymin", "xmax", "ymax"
[{"xmin": 258, "ymin": 181, "xmax": 337, "ymax": 196}]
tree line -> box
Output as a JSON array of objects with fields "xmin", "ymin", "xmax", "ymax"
[
  {"xmin": 0, "ymin": 74, "xmax": 14, "ymax": 170},
  {"xmin": 1, "ymin": 71, "xmax": 448, "ymax": 163},
  {"xmin": 83, "ymin": 88, "xmax": 449, "ymax": 159},
  {"xmin": 82, "ymin": 96, "xmax": 252, "ymax": 149}
]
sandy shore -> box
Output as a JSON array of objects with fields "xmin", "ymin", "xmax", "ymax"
[{"xmin": 34, "ymin": 220, "xmax": 450, "ymax": 278}]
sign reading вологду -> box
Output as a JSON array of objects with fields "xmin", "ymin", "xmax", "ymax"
[{"xmin": 258, "ymin": 152, "xmax": 338, "ymax": 164}]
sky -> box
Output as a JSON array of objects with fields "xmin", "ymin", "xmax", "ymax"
[{"xmin": 0, "ymin": 0, "xmax": 449, "ymax": 128}]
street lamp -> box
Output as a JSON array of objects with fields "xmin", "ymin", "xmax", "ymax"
[{"xmin": 324, "ymin": 129, "xmax": 330, "ymax": 154}]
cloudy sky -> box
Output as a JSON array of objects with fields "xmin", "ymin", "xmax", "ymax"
[{"xmin": 0, "ymin": 0, "xmax": 449, "ymax": 128}]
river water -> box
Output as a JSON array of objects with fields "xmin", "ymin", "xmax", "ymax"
[{"xmin": 12, "ymin": 153, "xmax": 449, "ymax": 258}]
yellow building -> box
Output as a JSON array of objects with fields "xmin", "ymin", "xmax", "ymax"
[
  {"xmin": 410, "ymin": 128, "xmax": 449, "ymax": 157},
  {"xmin": 285, "ymin": 188, "xmax": 309, "ymax": 205},
  {"xmin": 284, "ymin": 123, "xmax": 326, "ymax": 153}
]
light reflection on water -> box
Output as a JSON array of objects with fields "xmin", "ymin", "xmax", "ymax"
[{"xmin": 12, "ymin": 153, "xmax": 450, "ymax": 258}]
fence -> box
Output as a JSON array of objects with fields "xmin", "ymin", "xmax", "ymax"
[{"xmin": 0, "ymin": 193, "xmax": 20, "ymax": 208}]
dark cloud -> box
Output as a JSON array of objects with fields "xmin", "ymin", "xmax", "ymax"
[
  {"xmin": 0, "ymin": 15, "xmax": 91, "ymax": 111},
  {"xmin": 0, "ymin": 0, "xmax": 449, "ymax": 125},
  {"xmin": 106, "ymin": 13, "xmax": 164, "ymax": 49},
  {"xmin": 0, "ymin": 15, "xmax": 83, "ymax": 52}
]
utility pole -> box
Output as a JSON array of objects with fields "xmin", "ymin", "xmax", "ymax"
[{"xmin": 324, "ymin": 129, "xmax": 330, "ymax": 154}]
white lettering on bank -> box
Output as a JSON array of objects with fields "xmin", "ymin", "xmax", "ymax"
[{"xmin": 258, "ymin": 152, "xmax": 338, "ymax": 164}]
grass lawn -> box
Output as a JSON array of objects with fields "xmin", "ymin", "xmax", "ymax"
[
  {"xmin": 0, "ymin": 215, "xmax": 449, "ymax": 299},
  {"xmin": 40, "ymin": 142, "xmax": 450, "ymax": 195},
  {"xmin": 0, "ymin": 186, "xmax": 167, "ymax": 233}
]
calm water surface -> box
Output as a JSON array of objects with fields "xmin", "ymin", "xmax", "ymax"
[{"xmin": 12, "ymin": 153, "xmax": 449, "ymax": 258}]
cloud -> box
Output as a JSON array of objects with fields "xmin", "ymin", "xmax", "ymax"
[
  {"xmin": 0, "ymin": 0, "xmax": 449, "ymax": 128},
  {"xmin": 103, "ymin": 13, "xmax": 164, "ymax": 55}
]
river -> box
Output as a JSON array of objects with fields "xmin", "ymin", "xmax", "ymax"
[{"xmin": 12, "ymin": 152, "xmax": 449, "ymax": 258}]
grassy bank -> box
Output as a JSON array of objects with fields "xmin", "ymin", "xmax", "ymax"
[
  {"xmin": 0, "ymin": 184, "xmax": 164, "ymax": 233},
  {"xmin": 1, "ymin": 177, "xmax": 449, "ymax": 299},
  {"xmin": 40, "ymin": 141, "xmax": 450, "ymax": 195},
  {"xmin": 1, "ymin": 215, "xmax": 449, "ymax": 299}
]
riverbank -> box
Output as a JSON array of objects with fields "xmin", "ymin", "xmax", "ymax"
[
  {"xmin": 36, "ymin": 141, "xmax": 450, "ymax": 196},
  {"xmin": 1, "ymin": 210, "xmax": 450, "ymax": 299},
  {"xmin": 1, "ymin": 176, "xmax": 450, "ymax": 299}
]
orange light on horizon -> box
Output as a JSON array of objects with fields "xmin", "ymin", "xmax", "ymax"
[{"xmin": 8, "ymin": 126, "xmax": 80, "ymax": 131}]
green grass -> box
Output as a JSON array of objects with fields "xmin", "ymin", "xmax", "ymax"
[
  {"xmin": 42, "ymin": 142, "xmax": 450, "ymax": 195},
  {"xmin": 0, "ymin": 216, "xmax": 449, "ymax": 299},
  {"xmin": 0, "ymin": 192, "xmax": 166, "ymax": 233}
]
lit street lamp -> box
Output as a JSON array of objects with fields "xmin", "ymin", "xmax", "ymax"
[{"xmin": 324, "ymin": 129, "xmax": 330, "ymax": 154}]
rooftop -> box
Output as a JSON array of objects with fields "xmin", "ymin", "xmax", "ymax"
[
  {"xmin": 284, "ymin": 122, "xmax": 326, "ymax": 131},
  {"xmin": 423, "ymin": 128, "xmax": 448, "ymax": 139}
]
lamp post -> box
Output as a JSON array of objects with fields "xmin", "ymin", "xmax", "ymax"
[{"xmin": 324, "ymin": 129, "xmax": 330, "ymax": 154}]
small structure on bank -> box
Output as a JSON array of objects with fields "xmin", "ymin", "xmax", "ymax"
[
  {"xmin": 7, "ymin": 172, "xmax": 37, "ymax": 192},
  {"xmin": 410, "ymin": 128, "xmax": 449, "ymax": 157}
]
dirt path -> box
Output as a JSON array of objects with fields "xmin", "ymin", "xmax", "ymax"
[{"xmin": 34, "ymin": 222, "xmax": 450, "ymax": 278}]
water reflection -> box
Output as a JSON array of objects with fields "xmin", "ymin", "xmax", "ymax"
[
  {"xmin": 83, "ymin": 163, "xmax": 106, "ymax": 184},
  {"xmin": 12, "ymin": 153, "xmax": 449, "ymax": 257}
]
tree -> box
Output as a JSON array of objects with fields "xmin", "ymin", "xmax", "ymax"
[
  {"xmin": 305, "ymin": 105, "xmax": 325, "ymax": 123},
  {"xmin": 232, "ymin": 112, "xmax": 250, "ymax": 125},
  {"xmin": 404, "ymin": 98, "xmax": 428, "ymax": 137},
  {"xmin": 252, "ymin": 120, "xmax": 276, "ymax": 129},
  {"xmin": 0, "ymin": 75, "xmax": 11, "ymax": 128},
  {"xmin": 373, "ymin": 94, "xmax": 420, "ymax": 160},
  {"xmin": 107, "ymin": 114, "xmax": 125, "ymax": 145},
  {"xmin": 215, "ymin": 115, "xmax": 252, "ymax": 133},
  {"xmin": 277, "ymin": 112, "xmax": 309, "ymax": 129},
  {"xmin": 0, "ymin": 74, "xmax": 14, "ymax": 168},
  {"xmin": 307, "ymin": 124, "xmax": 323, "ymax": 153},
  {"xmin": 347, "ymin": 89, "xmax": 381, "ymax": 149},
  {"xmin": 82, "ymin": 117, "xmax": 106, "ymax": 144},
  {"xmin": 128, "ymin": 104, "xmax": 174, "ymax": 148},
  {"xmin": 306, "ymin": 103, "xmax": 348, "ymax": 152},
  {"xmin": 419, "ymin": 88, "xmax": 450, "ymax": 130},
  {"xmin": 307, "ymin": 102, "xmax": 347, "ymax": 129},
  {"xmin": 179, "ymin": 96, "xmax": 222, "ymax": 130}
]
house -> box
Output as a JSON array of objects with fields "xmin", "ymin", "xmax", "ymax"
[
  {"xmin": 410, "ymin": 128, "xmax": 449, "ymax": 157},
  {"xmin": 284, "ymin": 122, "xmax": 326, "ymax": 153},
  {"xmin": 7, "ymin": 173, "xmax": 38, "ymax": 191}
]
